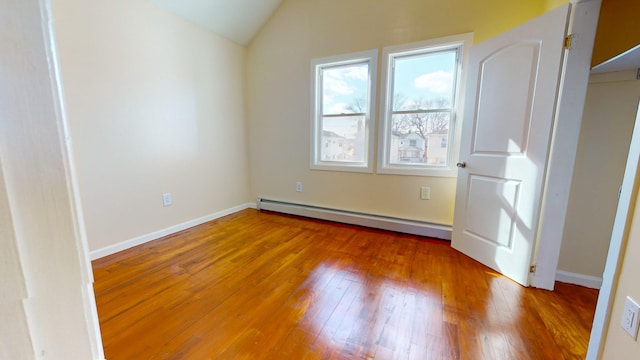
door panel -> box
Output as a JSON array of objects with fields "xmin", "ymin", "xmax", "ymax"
[
  {"xmin": 473, "ymin": 42, "xmax": 541, "ymax": 154},
  {"xmin": 452, "ymin": 4, "xmax": 570, "ymax": 286},
  {"xmin": 465, "ymin": 176, "xmax": 520, "ymax": 249}
]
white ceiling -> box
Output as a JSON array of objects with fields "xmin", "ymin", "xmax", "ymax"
[{"xmin": 150, "ymin": 0, "xmax": 282, "ymax": 46}]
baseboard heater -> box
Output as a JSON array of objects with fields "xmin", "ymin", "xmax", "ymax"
[{"xmin": 257, "ymin": 198, "xmax": 452, "ymax": 240}]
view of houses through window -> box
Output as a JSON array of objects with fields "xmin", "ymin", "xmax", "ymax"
[
  {"xmin": 386, "ymin": 49, "xmax": 458, "ymax": 167},
  {"xmin": 321, "ymin": 115, "xmax": 365, "ymax": 162},
  {"xmin": 311, "ymin": 37, "xmax": 466, "ymax": 175},
  {"xmin": 319, "ymin": 63, "xmax": 369, "ymax": 163}
]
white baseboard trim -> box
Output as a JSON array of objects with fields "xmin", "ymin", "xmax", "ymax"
[
  {"xmin": 257, "ymin": 198, "xmax": 452, "ymax": 240},
  {"xmin": 90, "ymin": 203, "xmax": 255, "ymax": 260},
  {"xmin": 556, "ymin": 270, "xmax": 602, "ymax": 289}
]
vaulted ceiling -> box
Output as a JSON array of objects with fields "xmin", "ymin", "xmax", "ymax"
[
  {"xmin": 150, "ymin": 0, "xmax": 282, "ymax": 46},
  {"xmin": 151, "ymin": 0, "xmax": 640, "ymax": 72}
]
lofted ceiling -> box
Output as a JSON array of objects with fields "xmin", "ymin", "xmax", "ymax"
[
  {"xmin": 149, "ymin": 0, "xmax": 640, "ymax": 72},
  {"xmin": 150, "ymin": 0, "xmax": 282, "ymax": 46}
]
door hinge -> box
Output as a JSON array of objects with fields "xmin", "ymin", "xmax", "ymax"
[
  {"xmin": 564, "ymin": 34, "xmax": 573, "ymax": 50},
  {"xmin": 529, "ymin": 265, "xmax": 536, "ymax": 273}
]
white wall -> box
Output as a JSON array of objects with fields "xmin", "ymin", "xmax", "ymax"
[
  {"xmin": 0, "ymin": 165, "xmax": 33, "ymax": 360},
  {"xmin": 545, "ymin": 0, "xmax": 569, "ymax": 11},
  {"xmin": 52, "ymin": 0, "xmax": 251, "ymax": 253},
  {"xmin": 246, "ymin": 0, "xmax": 547, "ymax": 226},
  {"xmin": 601, "ymin": 169, "xmax": 640, "ymax": 358},
  {"xmin": 0, "ymin": 0, "xmax": 101, "ymax": 358},
  {"xmin": 558, "ymin": 70, "xmax": 640, "ymax": 281}
]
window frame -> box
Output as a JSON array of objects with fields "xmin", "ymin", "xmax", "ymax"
[
  {"xmin": 377, "ymin": 33, "xmax": 473, "ymax": 177},
  {"xmin": 310, "ymin": 49, "xmax": 378, "ymax": 173}
]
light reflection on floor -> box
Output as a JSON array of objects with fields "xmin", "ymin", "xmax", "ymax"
[
  {"xmin": 295, "ymin": 260, "xmax": 445, "ymax": 358},
  {"xmin": 287, "ymin": 255, "xmax": 535, "ymax": 359}
]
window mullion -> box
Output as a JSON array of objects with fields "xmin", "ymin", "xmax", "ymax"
[
  {"xmin": 322, "ymin": 113, "xmax": 367, "ymax": 118},
  {"xmin": 391, "ymin": 109, "xmax": 452, "ymax": 116}
]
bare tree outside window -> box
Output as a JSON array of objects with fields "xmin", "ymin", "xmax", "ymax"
[{"xmin": 384, "ymin": 48, "xmax": 459, "ymax": 167}]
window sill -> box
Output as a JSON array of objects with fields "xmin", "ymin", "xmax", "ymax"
[{"xmin": 311, "ymin": 162, "xmax": 373, "ymax": 173}]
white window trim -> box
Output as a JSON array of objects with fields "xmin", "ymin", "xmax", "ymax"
[
  {"xmin": 310, "ymin": 49, "xmax": 378, "ymax": 173},
  {"xmin": 377, "ymin": 33, "xmax": 473, "ymax": 177}
]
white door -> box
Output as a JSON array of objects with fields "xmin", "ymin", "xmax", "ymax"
[{"xmin": 452, "ymin": 4, "xmax": 570, "ymax": 286}]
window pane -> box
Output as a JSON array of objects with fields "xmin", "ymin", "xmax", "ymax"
[
  {"xmin": 320, "ymin": 115, "xmax": 366, "ymax": 162},
  {"xmin": 392, "ymin": 50, "xmax": 457, "ymax": 111},
  {"xmin": 322, "ymin": 63, "xmax": 369, "ymax": 115},
  {"xmin": 389, "ymin": 112, "xmax": 450, "ymax": 166}
]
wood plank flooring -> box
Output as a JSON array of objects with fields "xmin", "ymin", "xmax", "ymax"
[{"xmin": 92, "ymin": 209, "xmax": 598, "ymax": 359}]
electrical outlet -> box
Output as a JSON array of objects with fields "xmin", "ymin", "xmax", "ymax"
[
  {"xmin": 162, "ymin": 193, "xmax": 172, "ymax": 207},
  {"xmin": 420, "ymin": 186, "xmax": 430, "ymax": 200},
  {"xmin": 622, "ymin": 296, "xmax": 640, "ymax": 340},
  {"xmin": 296, "ymin": 181, "xmax": 303, "ymax": 192}
]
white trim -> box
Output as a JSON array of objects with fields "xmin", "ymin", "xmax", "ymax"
[
  {"xmin": 555, "ymin": 270, "xmax": 602, "ymax": 289},
  {"xmin": 586, "ymin": 99, "xmax": 640, "ymax": 359},
  {"xmin": 310, "ymin": 49, "xmax": 378, "ymax": 173},
  {"xmin": 41, "ymin": 1, "xmax": 106, "ymax": 358},
  {"xmin": 257, "ymin": 198, "xmax": 452, "ymax": 239},
  {"xmin": 532, "ymin": 0, "xmax": 600, "ymax": 290},
  {"xmin": 90, "ymin": 203, "xmax": 255, "ymax": 260},
  {"xmin": 377, "ymin": 33, "xmax": 473, "ymax": 177}
]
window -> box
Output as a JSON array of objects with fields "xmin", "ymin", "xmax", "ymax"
[
  {"xmin": 378, "ymin": 34, "xmax": 472, "ymax": 176},
  {"xmin": 311, "ymin": 49, "xmax": 377, "ymax": 172}
]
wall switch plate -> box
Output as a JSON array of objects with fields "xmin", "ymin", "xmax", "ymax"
[
  {"xmin": 622, "ymin": 296, "xmax": 640, "ymax": 340},
  {"xmin": 162, "ymin": 193, "xmax": 172, "ymax": 207},
  {"xmin": 420, "ymin": 186, "xmax": 430, "ymax": 200},
  {"xmin": 296, "ymin": 181, "xmax": 303, "ymax": 192}
]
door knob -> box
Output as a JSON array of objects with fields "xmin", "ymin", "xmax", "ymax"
[{"xmin": 456, "ymin": 162, "xmax": 466, "ymax": 168}]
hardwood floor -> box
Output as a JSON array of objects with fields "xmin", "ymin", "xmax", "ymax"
[{"xmin": 93, "ymin": 209, "xmax": 598, "ymax": 359}]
